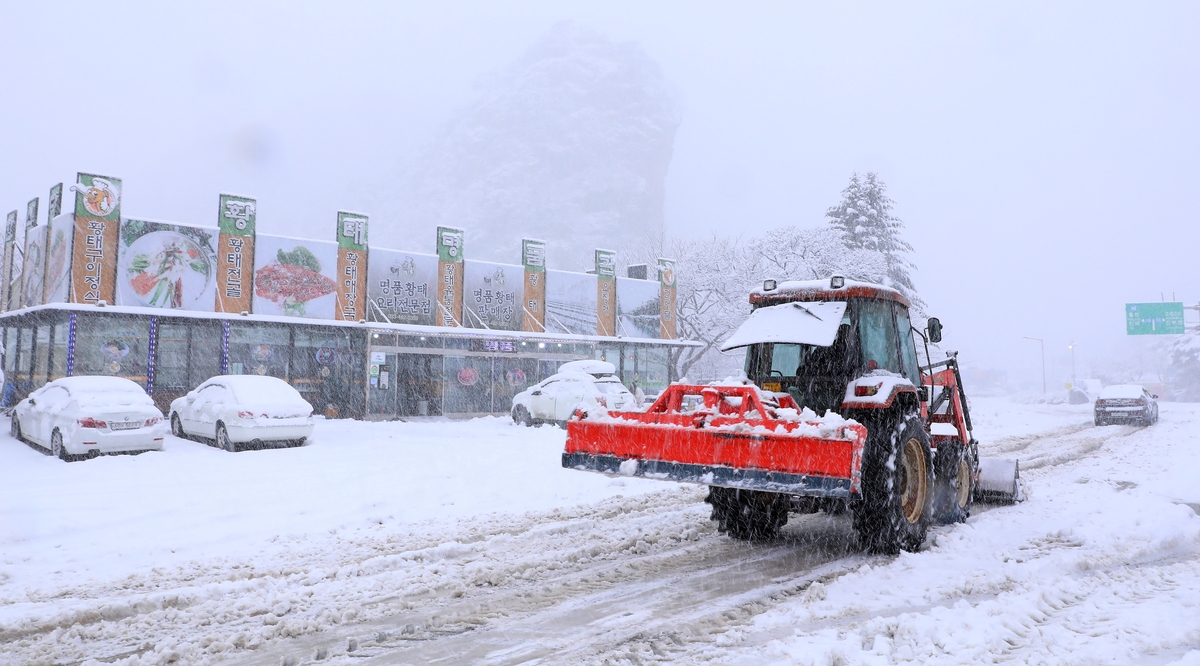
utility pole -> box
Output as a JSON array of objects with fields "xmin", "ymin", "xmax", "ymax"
[
  {"xmin": 1068, "ymin": 340, "xmax": 1076, "ymax": 388},
  {"xmin": 1023, "ymin": 337, "xmax": 1046, "ymax": 395}
]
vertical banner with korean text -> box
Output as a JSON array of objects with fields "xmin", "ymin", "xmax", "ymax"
[
  {"xmin": 1, "ymin": 212, "xmax": 15, "ymax": 312},
  {"xmin": 21, "ymin": 198, "xmax": 44, "ymax": 308},
  {"xmin": 47, "ymin": 183, "xmax": 63, "ymax": 219},
  {"xmin": 521, "ymin": 239, "xmax": 546, "ymax": 332},
  {"xmin": 336, "ymin": 211, "xmax": 368, "ymax": 321},
  {"xmin": 69, "ymin": 173, "xmax": 122, "ymax": 304},
  {"xmin": 595, "ymin": 249, "xmax": 617, "ymax": 336},
  {"xmin": 658, "ymin": 257, "xmax": 677, "ymax": 339},
  {"xmin": 215, "ymin": 194, "xmax": 256, "ymax": 313},
  {"xmin": 436, "ymin": 226, "xmax": 464, "ymax": 327}
]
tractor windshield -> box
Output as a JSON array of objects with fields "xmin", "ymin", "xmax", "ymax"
[{"xmin": 743, "ymin": 309, "xmax": 856, "ymax": 413}]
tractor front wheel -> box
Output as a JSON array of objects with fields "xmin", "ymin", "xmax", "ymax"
[
  {"xmin": 933, "ymin": 439, "xmax": 974, "ymax": 524},
  {"xmin": 705, "ymin": 486, "xmax": 788, "ymax": 541},
  {"xmin": 853, "ymin": 411, "xmax": 934, "ymax": 554}
]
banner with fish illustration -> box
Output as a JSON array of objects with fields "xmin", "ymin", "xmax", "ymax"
[
  {"xmin": 116, "ymin": 219, "xmax": 218, "ymax": 311},
  {"xmin": 215, "ymin": 194, "xmax": 256, "ymax": 314},
  {"xmin": 595, "ymin": 249, "xmax": 617, "ymax": 336},
  {"xmin": 252, "ymin": 234, "xmax": 338, "ymax": 319},
  {"xmin": 545, "ymin": 269, "xmax": 597, "ymax": 335},
  {"xmin": 464, "ymin": 259, "xmax": 522, "ymax": 331},
  {"xmin": 616, "ymin": 276, "xmax": 661, "ymax": 339},
  {"xmin": 366, "ymin": 248, "xmax": 437, "ymax": 325},
  {"xmin": 658, "ymin": 257, "xmax": 676, "ymax": 339},
  {"xmin": 70, "ymin": 173, "xmax": 122, "ymax": 304},
  {"xmin": 336, "ymin": 211, "xmax": 368, "ymax": 322},
  {"xmin": 1, "ymin": 211, "xmax": 16, "ymax": 312},
  {"xmin": 436, "ymin": 226, "xmax": 464, "ymax": 327},
  {"xmin": 42, "ymin": 211, "xmax": 75, "ymax": 304},
  {"xmin": 521, "ymin": 239, "xmax": 546, "ymax": 332}
]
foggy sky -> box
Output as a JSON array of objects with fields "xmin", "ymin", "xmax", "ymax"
[{"xmin": 2, "ymin": 1, "xmax": 1198, "ymax": 389}]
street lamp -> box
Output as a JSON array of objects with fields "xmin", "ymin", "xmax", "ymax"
[{"xmin": 1023, "ymin": 336, "xmax": 1046, "ymax": 394}]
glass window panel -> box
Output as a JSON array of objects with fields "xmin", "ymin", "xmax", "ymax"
[
  {"xmin": 73, "ymin": 314, "xmax": 150, "ymax": 388},
  {"xmin": 444, "ymin": 355, "xmax": 492, "ymax": 414},
  {"xmin": 857, "ymin": 300, "xmax": 901, "ymax": 374},
  {"xmin": 33, "ymin": 325, "xmax": 50, "ymax": 387},
  {"xmin": 895, "ymin": 306, "xmax": 922, "ymax": 386}
]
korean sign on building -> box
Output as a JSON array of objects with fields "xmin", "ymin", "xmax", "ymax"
[
  {"xmin": 595, "ymin": 249, "xmax": 617, "ymax": 336},
  {"xmin": 1, "ymin": 211, "xmax": 16, "ymax": 312},
  {"xmin": 69, "ymin": 173, "xmax": 122, "ymax": 304},
  {"xmin": 215, "ymin": 194, "xmax": 257, "ymax": 313},
  {"xmin": 436, "ymin": 226, "xmax": 464, "ymax": 327},
  {"xmin": 658, "ymin": 257, "xmax": 677, "ymax": 339},
  {"xmin": 336, "ymin": 211, "xmax": 369, "ymax": 322},
  {"xmin": 521, "ymin": 239, "xmax": 546, "ymax": 332}
]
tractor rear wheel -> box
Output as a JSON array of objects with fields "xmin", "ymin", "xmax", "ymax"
[
  {"xmin": 705, "ymin": 486, "xmax": 788, "ymax": 541},
  {"xmin": 933, "ymin": 439, "xmax": 974, "ymax": 524},
  {"xmin": 853, "ymin": 411, "xmax": 934, "ymax": 554}
]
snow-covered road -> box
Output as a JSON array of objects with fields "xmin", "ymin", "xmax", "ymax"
[{"xmin": 2, "ymin": 398, "xmax": 1199, "ymax": 665}]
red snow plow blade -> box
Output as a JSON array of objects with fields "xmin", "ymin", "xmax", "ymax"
[{"xmin": 562, "ymin": 384, "xmax": 868, "ymax": 498}]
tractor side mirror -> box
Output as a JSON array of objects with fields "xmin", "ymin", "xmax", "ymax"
[
  {"xmin": 926, "ymin": 318, "xmax": 943, "ymax": 343},
  {"xmin": 916, "ymin": 386, "xmax": 928, "ymax": 402}
]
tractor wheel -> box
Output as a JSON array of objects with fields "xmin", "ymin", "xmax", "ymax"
[
  {"xmin": 705, "ymin": 486, "xmax": 788, "ymax": 541},
  {"xmin": 853, "ymin": 411, "xmax": 934, "ymax": 554},
  {"xmin": 933, "ymin": 439, "xmax": 974, "ymax": 524}
]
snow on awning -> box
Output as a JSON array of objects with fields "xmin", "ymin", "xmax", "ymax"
[{"xmin": 720, "ymin": 301, "xmax": 848, "ymax": 352}]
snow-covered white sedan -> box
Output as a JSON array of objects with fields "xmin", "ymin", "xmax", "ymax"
[
  {"xmin": 511, "ymin": 360, "xmax": 637, "ymax": 426},
  {"xmin": 169, "ymin": 375, "xmax": 315, "ymax": 452},
  {"xmin": 11, "ymin": 377, "xmax": 166, "ymax": 462}
]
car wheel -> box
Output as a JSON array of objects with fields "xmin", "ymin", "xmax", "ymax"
[
  {"xmin": 10, "ymin": 415, "xmax": 21, "ymax": 442},
  {"xmin": 52, "ymin": 429, "xmax": 72, "ymax": 462},
  {"xmin": 216, "ymin": 423, "xmax": 237, "ymax": 453},
  {"xmin": 171, "ymin": 413, "xmax": 186, "ymax": 439},
  {"xmin": 512, "ymin": 405, "xmax": 531, "ymax": 427}
]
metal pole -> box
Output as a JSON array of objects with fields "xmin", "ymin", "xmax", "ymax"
[
  {"xmin": 1023, "ymin": 337, "xmax": 1045, "ymax": 394},
  {"xmin": 1068, "ymin": 341, "xmax": 1076, "ymax": 387}
]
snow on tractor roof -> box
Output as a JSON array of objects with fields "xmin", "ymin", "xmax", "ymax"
[
  {"xmin": 720, "ymin": 301, "xmax": 848, "ymax": 351},
  {"xmin": 557, "ymin": 359, "xmax": 617, "ymax": 376},
  {"xmin": 749, "ymin": 277, "xmax": 910, "ymax": 308}
]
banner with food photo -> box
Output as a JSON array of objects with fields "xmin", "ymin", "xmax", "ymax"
[
  {"xmin": 463, "ymin": 259, "xmax": 522, "ymax": 331},
  {"xmin": 21, "ymin": 225, "xmax": 48, "ymax": 309},
  {"xmin": 116, "ymin": 219, "xmax": 218, "ymax": 311},
  {"xmin": 366, "ymin": 247, "xmax": 437, "ymax": 325},
  {"xmin": 616, "ymin": 276, "xmax": 661, "ymax": 339},
  {"xmin": 42, "ymin": 211, "xmax": 75, "ymax": 304},
  {"xmin": 252, "ymin": 234, "xmax": 339, "ymax": 319},
  {"xmin": 545, "ymin": 269, "xmax": 597, "ymax": 335}
]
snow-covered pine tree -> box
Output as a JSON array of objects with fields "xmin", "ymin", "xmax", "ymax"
[{"xmin": 825, "ymin": 172, "xmax": 922, "ymax": 310}]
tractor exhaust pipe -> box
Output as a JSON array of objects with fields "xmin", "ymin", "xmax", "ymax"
[{"xmin": 975, "ymin": 458, "xmax": 1023, "ymax": 504}]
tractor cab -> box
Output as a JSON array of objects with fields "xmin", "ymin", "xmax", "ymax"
[{"xmin": 723, "ymin": 276, "xmax": 925, "ymax": 415}]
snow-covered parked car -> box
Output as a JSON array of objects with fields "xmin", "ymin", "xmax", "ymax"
[
  {"xmin": 11, "ymin": 377, "xmax": 165, "ymax": 461},
  {"xmin": 1094, "ymin": 384, "xmax": 1158, "ymax": 426},
  {"xmin": 169, "ymin": 375, "xmax": 314, "ymax": 452},
  {"xmin": 511, "ymin": 360, "xmax": 636, "ymax": 426}
]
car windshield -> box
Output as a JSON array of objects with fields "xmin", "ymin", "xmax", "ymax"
[{"xmin": 594, "ymin": 381, "xmax": 630, "ymax": 395}]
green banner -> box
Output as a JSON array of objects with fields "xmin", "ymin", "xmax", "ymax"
[
  {"xmin": 522, "ymin": 239, "xmax": 545, "ymax": 273},
  {"xmin": 337, "ymin": 211, "xmax": 368, "ymax": 251},
  {"xmin": 1126, "ymin": 302, "xmax": 1185, "ymax": 335},
  {"xmin": 47, "ymin": 183, "xmax": 63, "ymax": 219},
  {"xmin": 71, "ymin": 173, "xmax": 122, "ymax": 222},
  {"xmin": 218, "ymin": 194, "xmax": 256, "ymax": 236},
  {"xmin": 437, "ymin": 226, "xmax": 464, "ymax": 263},
  {"xmin": 25, "ymin": 198, "xmax": 39, "ymax": 231},
  {"xmin": 595, "ymin": 249, "xmax": 616, "ymax": 280},
  {"xmin": 658, "ymin": 257, "xmax": 676, "ymax": 287}
]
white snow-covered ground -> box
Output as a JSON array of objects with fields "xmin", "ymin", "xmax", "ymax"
[{"xmin": 1, "ymin": 398, "xmax": 1198, "ymax": 665}]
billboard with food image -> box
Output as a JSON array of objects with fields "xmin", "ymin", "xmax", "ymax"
[
  {"xmin": 115, "ymin": 219, "xmax": 218, "ymax": 311},
  {"xmin": 42, "ymin": 212, "xmax": 75, "ymax": 304},
  {"xmin": 252, "ymin": 234, "xmax": 338, "ymax": 319}
]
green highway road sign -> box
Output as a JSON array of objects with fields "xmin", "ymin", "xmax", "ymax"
[{"xmin": 1126, "ymin": 302, "xmax": 1185, "ymax": 335}]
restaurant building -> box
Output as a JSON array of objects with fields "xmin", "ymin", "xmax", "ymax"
[{"xmin": 0, "ymin": 174, "xmax": 695, "ymax": 419}]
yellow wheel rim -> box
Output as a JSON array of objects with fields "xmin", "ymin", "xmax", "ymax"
[
  {"xmin": 956, "ymin": 458, "xmax": 971, "ymax": 509},
  {"xmin": 900, "ymin": 437, "xmax": 928, "ymax": 525}
]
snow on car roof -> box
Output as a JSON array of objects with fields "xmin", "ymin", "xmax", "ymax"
[
  {"xmin": 557, "ymin": 360, "xmax": 616, "ymax": 375},
  {"xmin": 54, "ymin": 376, "xmax": 146, "ymax": 394},
  {"xmin": 1098, "ymin": 384, "xmax": 1147, "ymax": 399},
  {"xmin": 211, "ymin": 375, "xmax": 307, "ymax": 402},
  {"xmin": 720, "ymin": 301, "xmax": 848, "ymax": 351}
]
